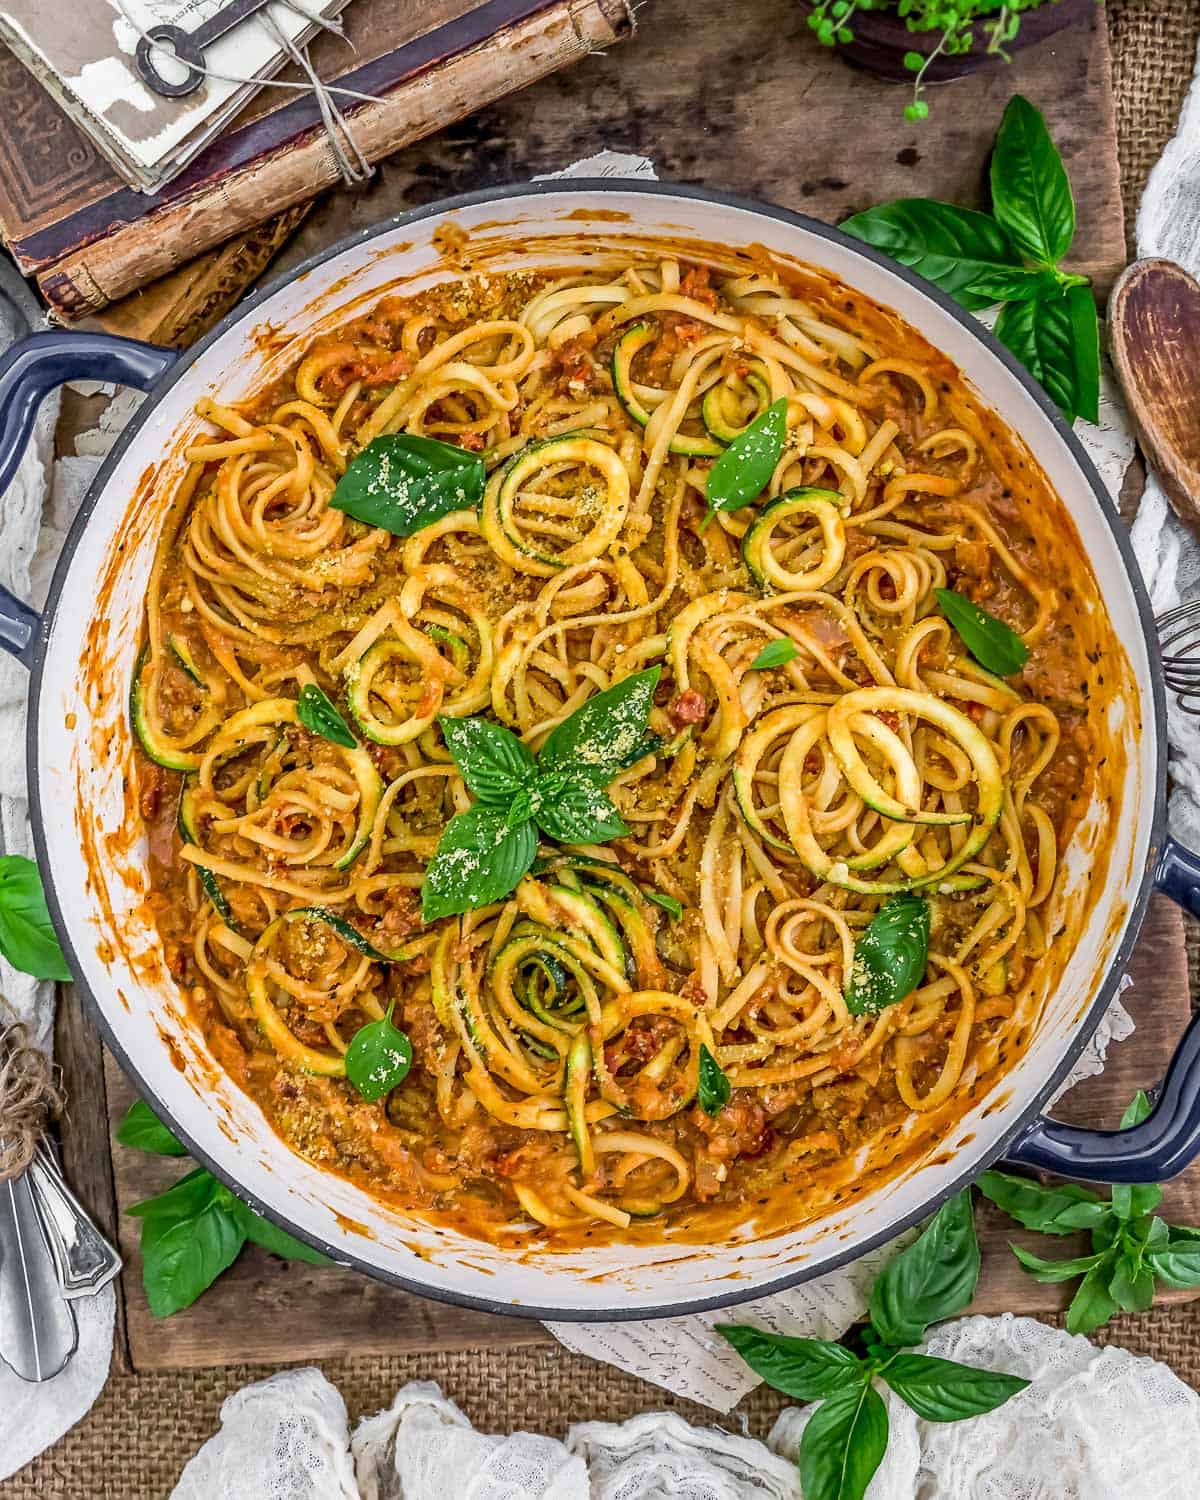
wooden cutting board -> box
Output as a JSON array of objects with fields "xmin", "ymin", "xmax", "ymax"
[{"xmin": 52, "ymin": 0, "xmax": 1148, "ymax": 1373}]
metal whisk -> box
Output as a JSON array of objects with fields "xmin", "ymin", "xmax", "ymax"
[{"xmin": 1158, "ymin": 600, "xmax": 1200, "ymax": 713}]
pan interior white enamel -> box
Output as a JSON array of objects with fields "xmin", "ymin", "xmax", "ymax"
[{"xmin": 36, "ymin": 188, "xmax": 1158, "ymax": 1314}]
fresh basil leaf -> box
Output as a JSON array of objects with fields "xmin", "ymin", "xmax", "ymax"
[
  {"xmin": 799, "ymin": 1380, "xmax": 888, "ymax": 1500},
  {"xmin": 1065, "ymin": 1258, "xmax": 1120, "ymax": 1335},
  {"xmin": 533, "ymin": 775, "xmax": 628, "ymax": 845},
  {"xmin": 538, "ymin": 668, "xmax": 660, "ymax": 780},
  {"xmin": 704, "ymin": 398, "xmax": 788, "ymax": 517},
  {"xmin": 934, "ymin": 588, "xmax": 1028, "ymax": 676},
  {"xmin": 994, "ymin": 295, "xmax": 1084, "ymax": 424},
  {"xmin": 1109, "ymin": 1248, "xmax": 1156, "ymax": 1313},
  {"xmin": 645, "ymin": 888, "xmax": 683, "ymax": 921},
  {"xmin": 845, "ymin": 894, "xmax": 929, "ymax": 1016},
  {"xmin": 976, "ymin": 1171, "xmax": 1108, "ymax": 1235},
  {"xmin": 421, "ymin": 804, "xmax": 537, "ymax": 921},
  {"xmin": 1121, "ymin": 1089, "xmax": 1152, "ymax": 1128},
  {"xmin": 1147, "ymin": 1239, "xmax": 1200, "ymax": 1290},
  {"xmin": 750, "ymin": 638, "xmax": 799, "ymax": 670},
  {"xmin": 967, "ymin": 267, "xmax": 1065, "ymax": 304},
  {"xmin": 1066, "ymin": 283, "xmax": 1100, "ymax": 424},
  {"xmin": 130, "ymin": 1171, "xmax": 246, "ymax": 1318},
  {"xmin": 344, "ymin": 1001, "xmax": 413, "ymax": 1102},
  {"xmin": 990, "ymin": 95, "xmax": 1075, "ymax": 267},
  {"xmin": 839, "ymin": 199, "xmax": 1025, "ymax": 311},
  {"xmin": 439, "ymin": 716, "xmax": 536, "ymax": 805},
  {"xmin": 715, "ymin": 1326, "xmax": 865, "ymax": 1400},
  {"xmin": 1112, "ymin": 1181, "xmax": 1162, "ymax": 1222},
  {"xmin": 117, "ymin": 1098, "xmax": 188, "ymax": 1157},
  {"xmin": 0, "ymin": 854, "xmax": 71, "ymax": 981},
  {"xmin": 231, "ymin": 1201, "xmax": 332, "ymax": 1266},
  {"xmin": 698, "ymin": 1044, "xmax": 731, "ymax": 1116},
  {"xmin": 330, "ymin": 434, "xmax": 485, "ymax": 537},
  {"xmin": 869, "ymin": 1190, "xmax": 979, "ymax": 1347},
  {"xmin": 1009, "ymin": 1244, "xmax": 1105, "ymax": 1283},
  {"xmin": 880, "ymin": 1352, "xmax": 1028, "ymax": 1422},
  {"xmin": 296, "ymin": 684, "xmax": 356, "ymax": 748}
]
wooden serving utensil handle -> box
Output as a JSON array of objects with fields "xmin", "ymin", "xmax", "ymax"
[{"xmin": 1109, "ymin": 258, "xmax": 1200, "ymax": 538}]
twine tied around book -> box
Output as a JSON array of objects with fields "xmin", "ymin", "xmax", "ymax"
[
  {"xmin": 117, "ymin": 0, "xmax": 379, "ymax": 190},
  {"xmin": 0, "ymin": 1011, "xmax": 62, "ymax": 1183}
]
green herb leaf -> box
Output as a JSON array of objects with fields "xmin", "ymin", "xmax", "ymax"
[
  {"xmin": 533, "ymin": 775, "xmax": 628, "ymax": 845},
  {"xmin": 1065, "ymin": 283, "xmax": 1100, "ymax": 424},
  {"xmin": 1121, "ymin": 1089, "xmax": 1153, "ymax": 1128},
  {"xmin": 421, "ymin": 804, "xmax": 538, "ymax": 922},
  {"xmin": 845, "ymin": 894, "xmax": 930, "ymax": 1016},
  {"xmin": 839, "ymin": 200, "xmax": 1027, "ymax": 311},
  {"xmin": 1147, "ymin": 1238, "xmax": 1200, "ymax": 1290},
  {"xmin": 714, "ymin": 1326, "xmax": 864, "ymax": 1401},
  {"xmin": 1066, "ymin": 1259, "xmax": 1121, "ymax": 1335},
  {"xmin": 296, "ymin": 684, "xmax": 356, "ymax": 748},
  {"xmin": 869, "ymin": 1190, "xmax": 980, "ymax": 1347},
  {"xmin": 1110, "ymin": 1248, "xmax": 1156, "ymax": 1313},
  {"xmin": 116, "ymin": 1099, "xmax": 188, "ymax": 1157},
  {"xmin": 698, "ymin": 1044, "xmax": 731, "ymax": 1116},
  {"xmin": 990, "ymin": 95, "xmax": 1075, "ymax": 267},
  {"xmin": 1009, "ymin": 1244, "xmax": 1106, "ymax": 1283},
  {"xmin": 130, "ymin": 1170, "xmax": 245, "ymax": 1318},
  {"xmin": 330, "ymin": 434, "xmax": 486, "ymax": 537},
  {"xmin": 231, "ymin": 1201, "xmax": 332, "ymax": 1266},
  {"xmin": 439, "ymin": 716, "xmax": 536, "ymax": 806},
  {"xmin": 704, "ymin": 398, "xmax": 789, "ymax": 517},
  {"xmin": 976, "ymin": 1171, "xmax": 1109, "ymax": 1235},
  {"xmin": 994, "ymin": 294, "xmax": 1092, "ymax": 425},
  {"xmin": 0, "ymin": 854, "xmax": 71, "ymax": 981},
  {"xmin": 538, "ymin": 668, "xmax": 660, "ymax": 780},
  {"xmin": 750, "ymin": 638, "xmax": 800, "ymax": 670},
  {"xmin": 880, "ymin": 1352, "xmax": 1029, "ymax": 1422},
  {"xmin": 644, "ymin": 889, "xmax": 683, "ymax": 921},
  {"xmin": 1112, "ymin": 1181, "xmax": 1162, "ymax": 1222},
  {"xmin": 934, "ymin": 588, "xmax": 1028, "ymax": 676},
  {"xmin": 344, "ymin": 1001, "xmax": 413, "ymax": 1102},
  {"xmin": 799, "ymin": 1380, "xmax": 888, "ymax": 1500}
]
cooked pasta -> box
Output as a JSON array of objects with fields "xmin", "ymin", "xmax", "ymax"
[{"xmin": 130, "ymin": 251, "xmax": 1117, "ymax": 1244}]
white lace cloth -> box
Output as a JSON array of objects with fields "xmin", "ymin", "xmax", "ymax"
[{"xmin": 170, "ymin": 1325, "xmax": 1200, "ymax": 1500}]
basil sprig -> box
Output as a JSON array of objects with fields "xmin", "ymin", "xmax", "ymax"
[
  {"xmin": 0, "ymin": 854, "xmax": 70, "ymax": 981},
  {"xmin": 120, "ymin": 1099, "xmax": 329, "ymax": 1317},
  {"xmin": 845, "ymin": 894, "xmax": 929, "ymax": 1016},
  {"xmin": 330, "ymin": 433, "xmax": 486, "ymax": 537},
  {"xmin": 934, "ymin": 588, "xmax": 1028, "ymax": 677},
  {"xmin": 841, "ymin": 95, "xmax": 1099, "ymax": 424},
  {"xmin": 751, "ymin": 637, "xmax": 800, "ymax": 671},
  {"xmin": 296, "ymin": 683, "xmax": 357, "ymax": 747},
  {"xmin": 719, "ymin": 1192, "xmax": 1028, "ymax": 1500},
  {"xmin": 979, "ymin": 1091, "xmax": 1200, "ymax": 1334},
  {"xmin": 698, "ymin": 1044, "xmax": 731, "ymax": 1116},
  {"xmin": 703, "ymin": 398, "xmax": 788, "ymax": 523},
  {"xmin": 422, "ymin": 669, "xmax": 659, "ymax": 922},
  {"xmin": 344, "ymin": 1000, "xmax": 413, "ymax": 1102}
]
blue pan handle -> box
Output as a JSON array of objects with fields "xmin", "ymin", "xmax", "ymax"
[
  {"xmin": 0, "ymin": 330, "xmax": 177, "ymax": 667},
  {"xmin": 1006, "ymin": 834, "xmax": 1200, "ymax": 1183}
]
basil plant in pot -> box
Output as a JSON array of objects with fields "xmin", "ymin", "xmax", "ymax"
[{"xmin": 799, "ymin": 0, "xmax": 1095, "ymax": 119}]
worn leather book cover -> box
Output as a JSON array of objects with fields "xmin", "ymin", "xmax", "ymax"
[{"xmin": 0, "ymin": 0, "xmax": 633, "ymax": 316}]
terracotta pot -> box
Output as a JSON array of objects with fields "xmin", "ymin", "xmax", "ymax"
[{"xmin": 797, "ymin": 0, "xmax": 1092, "ymax": 85}]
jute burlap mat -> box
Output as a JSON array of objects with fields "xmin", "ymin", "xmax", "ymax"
[{"xmin": 5, "ymin": 3, "xmax": 1200, "ymax": 1495}]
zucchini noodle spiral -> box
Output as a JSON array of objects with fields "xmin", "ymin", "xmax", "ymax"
[{"xmin": 133, "ymin": 252, "xmax": 1109, "ymax": 1244}]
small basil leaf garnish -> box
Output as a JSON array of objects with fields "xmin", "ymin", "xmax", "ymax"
[
  {"xmin": 533, "ymin": 776, "xmax": 628, "ymax": 845},
  {"xmin": 644, "ymin": 888, "xmax": 683, "ymax": 921},
  {"xmin": 1147, "ymin": 1239, "xmax": 1200, "ymax": 1291},
  {"xmin": 799, "ymin": 1380, "xmax": 888, "ymax": 1500},
  {"xmin": 421, "ymin": 804, "xmax": 538, "ymax": 922},
  {"xmin": 975, "ymin": 1171, "xmax": 1106, "ymax": 1235},
  {"xmin": 0, "ymin": 854, "xmax": 71, "ymax": 981},
  {"xmin": 116, "ymin": 1099, "xmax": 188, "ymax": 1157},
  {"xmin": 1064, "ymin": 282, "xmax": 1100, "ymax": 424},
  {"xmin": 750, "ymin": 637, "xmax": 799, "ymax": 670},
  {"xmin": 869, "ymin": 1191, "xmax": 980, "ymax": 1348},
  {"xmin": 1065, "ymin": 1260, "xmax": 1121, "ymax": 1335},
  {"xmin": 538, "ymin": 668, "xmax": 661, "ymax": 779},
  {"xmin": 704, "ymin": 398, "xmax": 788, "ymax": 519},
  {"xmin": 879, "ymin": 1353, "xmax": 1029, "ymax": 1422},
  {"xmin": 296, "ymin": 683, "xmax": 357, "ymax": 747},
  {"xmin": 990, "ymin": 94, "xmax": 1075, "ymax": 268},
  {"xmin": 1121, "ymin": 1089, "xmax": 1152, "ymax": 1128},
  {"xmin": 439, "ymin": 716, "xmax": 536, "ymax": 805},
  {"xmin": 344, "ymin": 1001, "xmax": 413, "ymax": 1102},
  {"xmin": 933, "ymin": 588, "xmax": 1028, "ymax": 676},
  {"xmin": 713, "ymin": 1327, "xmax": 865, "ymax": 1400},
  {"xmin": 845, "ymin": 894, "xmax": 930, "ymax": 1016},
  {"xmin": 134, "ymin": 1175, "xmax": 246, "ymax": 1318},
  {"xmin": 330, "ymin": 434, "xmax": 486, "ymax": 537},
  {"xmin": 698, "ymin": 1044, "xmax": 731, "ymax": 1116}
]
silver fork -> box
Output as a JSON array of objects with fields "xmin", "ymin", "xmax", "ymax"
[{"xmin": 1158, "ymin": 599, "xmax": 1200, "ymax": 713}]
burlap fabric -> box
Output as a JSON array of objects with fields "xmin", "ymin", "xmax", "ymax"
[{"xmin": 4, "ymin": 2, "xmax": 1200, "ymax": 1495}]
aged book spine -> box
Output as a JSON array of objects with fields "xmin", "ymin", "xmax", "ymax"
[{"xmin": 37, "ymin": 0, "xmax": 633, "ymax": 319}]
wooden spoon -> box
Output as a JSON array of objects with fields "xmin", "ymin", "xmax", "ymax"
[{"xmin": 1109, "ymin": 258, "xmax": 1200, "ymax": 537}]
